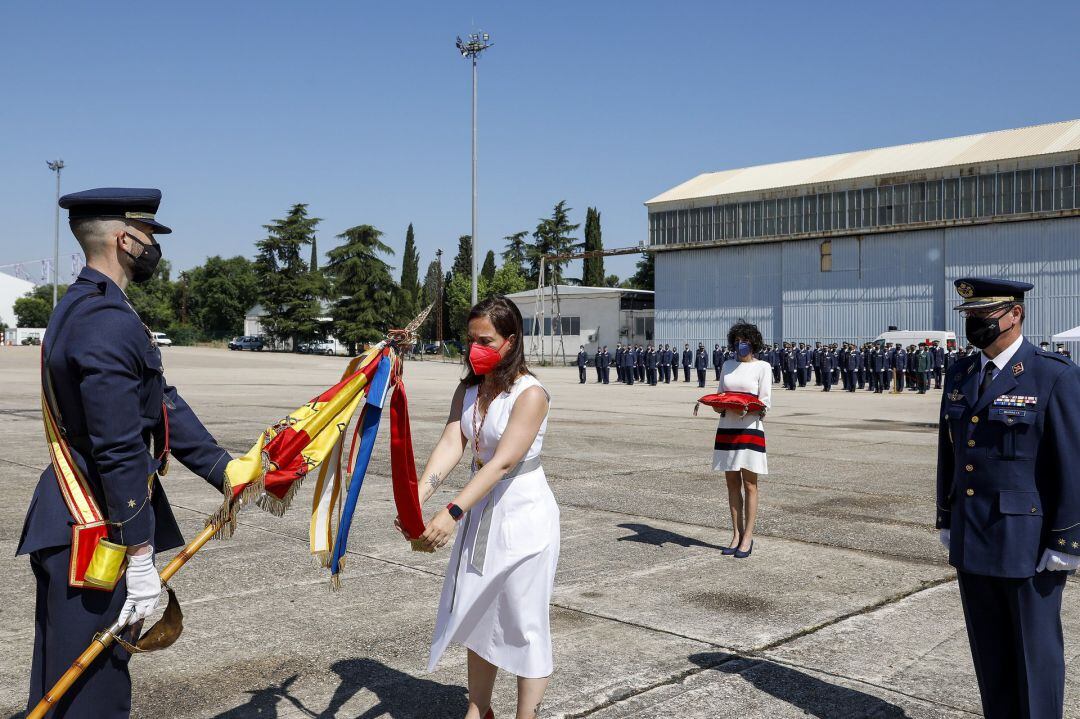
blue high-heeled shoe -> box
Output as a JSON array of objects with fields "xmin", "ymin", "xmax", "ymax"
[
  {"xmin": 721, "ymin": 537, "xmax": 740, "ymax": 555},
  {"xmin": 734, "ymin": 541, "xmax": 754, "ymax": 559}
]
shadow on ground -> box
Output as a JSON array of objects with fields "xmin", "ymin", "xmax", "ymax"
[
  {"xmin": 616, "ymin": 523, "xmax": 725, "ymax": 550},
  {"xmin": 208, "ymin": 658, "xmax": 468, "ymax": 718},
  {"xmin": 690, "ymin": 652, "xmax": 909, "ymax": 718}
]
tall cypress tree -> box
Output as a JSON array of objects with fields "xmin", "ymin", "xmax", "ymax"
[
  {"xmin": 400, "ymin": 223, "xmax": 421, "ymax": 317},
  {"xmin": 582, "ymin": 207, "xmax": 604, "ymax": 286},
  {"xmin": 481, "ymin": 250, "xmax": 497, "ymax": 283},
  {"xmin": 451, "ymin": 235, "xmax": 473, "ymax": 278},
  {"xmin": 309, "ymin": 236, "xmax": 319, "ymax": 271},
  {"xmin": 254, "ymin": 203, "xmax": 324, "ymax": 349}
]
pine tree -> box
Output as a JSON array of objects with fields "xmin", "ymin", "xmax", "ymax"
[
  {"xmin": 530, "ymin": 201, "xmax": 580, "ymax": 286},
  {"xmin": 451, "ymin": 235, "xmax": 473, "ymax": 278},
  {"xmin": 400, "ymin": 223, "xmax": 421, "ymax": 319},
  {"xmin": 502, "ymin": 231, "xmax": 530, "ymax": 276},
  {"xmin": 481, "ymin": 250, "xmax": 497, "ymax": 283},
  {"xmin": 309, "ymin": 236, "xmax": 319, "ymax": 272},
  {"xmin": 626, "ymin": 252, "xmax": 655, "ymax": 290},
  {"xmin": 582, "ymin": 207, "xmax": 604, "ymax": 286},
  {"xmin": 324, "ymin": 225, "xmax": 397, "ymax": 354},
  {"xmin": 254, "ymin": 203, "xmax": 324, "ymax": 349}
]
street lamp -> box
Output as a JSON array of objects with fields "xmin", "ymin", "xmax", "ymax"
[
  {"xmin": 455, "ymin": 31, "xmax": 493, "ymax": 306},
  {"xmin": 47, "ymin": 159, "xmax": 65, "ymax": 308}
]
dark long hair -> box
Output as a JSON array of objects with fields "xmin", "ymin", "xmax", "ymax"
[{"xmin": 463, "ymin": 296, "xmax": 532, "ymax": 397}]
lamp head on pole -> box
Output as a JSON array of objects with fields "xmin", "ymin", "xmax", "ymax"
[
  {"xmin": 47, "ymin": 159, "xmax": 65, "ymax": 172},
  {"xmin": 455, "ymin": 31, "xmax": 493, "ymax": 59}
]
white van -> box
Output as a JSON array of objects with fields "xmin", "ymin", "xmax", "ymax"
[{"xmin": 875, "ymin": 330, "xmax": 957, "ymax": 349}]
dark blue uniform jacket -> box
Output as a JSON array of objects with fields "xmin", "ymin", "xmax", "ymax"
[
  {"xmin": 937, "ymin": 340, "xmax": 1080, "ymax": 577},
  {"xmin": 18, "ymin": 268, "xmax": 231, "ymax": 557}
]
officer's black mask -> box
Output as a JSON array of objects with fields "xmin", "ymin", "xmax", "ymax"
[
  {"xmin": 124, "ymin": 233, "xmax": 163, "ymax": 284},
  {"xmin": 965, "ymin": 305, "xmax": 1017, "ymax": 350}
]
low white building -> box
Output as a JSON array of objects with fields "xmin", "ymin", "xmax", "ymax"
[
  {"xmin": 504, "ymin": 285, "xmax": 654, "ymax": 364},
  {"xmin": 0, "ymin": 272, "xmax": 37, "ymax": 329}
]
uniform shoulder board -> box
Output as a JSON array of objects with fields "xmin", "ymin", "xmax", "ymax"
[{"xmin": 1036, "ymin": 348, "xmax": 1072, "ymax": 365}]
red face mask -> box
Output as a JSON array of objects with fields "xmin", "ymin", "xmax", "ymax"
[{"xmin": 468, "ymin": 340, "xmax": 507, "ymax": 375}]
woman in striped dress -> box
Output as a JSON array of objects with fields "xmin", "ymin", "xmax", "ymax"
[{"xmin": 712, "ymin": 322, "xmax": 772, "ymax": 558}]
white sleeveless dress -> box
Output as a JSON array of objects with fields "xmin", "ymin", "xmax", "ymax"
[
  {"xmin": 427, "ymin": 374, "xmax": 560, "ymax": 678},
  {"xmin": 712, "ymin": 359, "xmax": 772, "ymax": 475}
]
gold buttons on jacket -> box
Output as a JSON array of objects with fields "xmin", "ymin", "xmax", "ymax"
[
  {"xmin": 966, "ymin": 488, "xmax": 975, "ymax": 496},
  {"xmin": 967, "ymin": 440, "xmax": 976, "ymax": 447},
  {"xmin": 1031, "ymin": 507, "xmax": 1038, "ymax": 513},
  {"xmin": 971, "ymin": 416, "xmax": 979, "ymax": 424},
  {"xmin": 965, "ymin": 464, "xmax": 974, "ymax": 472}
]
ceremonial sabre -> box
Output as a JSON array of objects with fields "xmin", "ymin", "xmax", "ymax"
[{"xmin": 27, "ymin": 305, "xmax": 433, "ymax": 718}]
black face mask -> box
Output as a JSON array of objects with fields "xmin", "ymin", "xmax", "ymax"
[
  {"xmin": 125, "ymin": 235, "xmax": 162, "ymax": 284},
  {"xmin": 965, "ymin": 309, "xmax": 1011, "ymax": 350}
]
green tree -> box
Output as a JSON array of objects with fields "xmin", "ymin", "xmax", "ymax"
[
  {"xmin": 14, "ymin": 295, "xmax": 51, "ymax": 327},
  {"xmin": 582, "ymin": 207, "xmax": 605, "ymax": 286},
  {"xmin": 502, "ymin": 231, "xmax": 529, "ymax": 276},
  {"xmin": 445, "ymin": 272, "xmax": 472, "ymax": 341},
  {"xmin": 480, "ymin": 250, "xmax": 497, "ymax": 283},
  {"xmin": 254, "ymin": 203, "xmax": 325, "ymax": 349},
  {"xmin": 309, "ymin": 236, "xmax": 319, "ymax": 272},
  {"xmin": 419, "ymin": 259, "xmax": 445, "ymax": 341},
  {"xmin": 603, "ymin": 273, "xmax": 621, "ymax": 287},
  {"xmin": 325, "ymin": 225, "xmax": 398, "ymax": 354},
  {"xmin": 624, "ymin": 252, "xmax": 655, "ymax": 290},
  {"xmin": 399, "ymin": 223, "xmax": 421, "ymax": 320},
  {"xmin": 486, "ymin": 261, "xmax": 528, "ymax": 297},
  {"xmin": 451, "ymin": 235, "xmax": 473, "ymax": 277},
  {"xmin": 530, "ymin": 201, "xmax": 580, "ymax": 285},
  {"xmin": 185, "ymin": 255, "xmax": 259, "ymax": 336},
  {"xmin": 127, "ymin": 259, "xmax": 177, "ymax": 330}
]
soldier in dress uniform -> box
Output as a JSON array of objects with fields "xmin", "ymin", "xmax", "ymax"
[
  {"xmin": 712, "ymin": 343, "xmax": 723, "ymax": 382},
  {"xmin": 694, "ymin": 342, "xmax": 708, "ymax": 387},
  {"xmin": 894, "ymin": 344, "xmax": 908, "ymax": 392},
  {"xmin": 614, "ymin": 344, "xmax": 624, "ymax": 384},
  {"xmin": 795, "ymin": 343, "xmax": 808, "ymax": 387},
  {"xmin": 914, "ymin": 343, "xmax": 930, "ymax": 394},
  {"xmin": 659, "ymin": 344, "xmax": 670, "ymax": 384},
  {"xmin": 599, "ymin": 346, "xmax": 611, "ymax": 384},
  {"xmin": 1055, "ymin": 343, "xmax": 1071, "ymax": 359},
  {"xmin": 681, "ymin": 343, "xmax": 692, "ymax": 383},
  {"xmin": 869, "ymin": 343, "xmax": 884, "ymax": 393},
  {"xmin": 645, "ymin": 344, "xmax": 657, "ymax": 386},
  {"xmin": 931, "ymin": 339, "xmax": 945, "ymax": 389},
  {"xmin": 18, "ymin": 189, "xmax": 233, "ymax": 717},
  {"xmin": 577, "ymin": 345, "xmax": 588, "ymax": 384},
  {"xmin": 938, "ymin": 277, "xmax": 1079, "ymax": 719}
]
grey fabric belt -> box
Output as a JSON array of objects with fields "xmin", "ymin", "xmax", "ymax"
[{"xmin": 450, "ymin": 455, "xmax": 543, "ymax": 613}]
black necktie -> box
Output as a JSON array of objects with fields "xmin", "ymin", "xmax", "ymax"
[{"xmin": 978, "ymin": 362, "xmax": 995, "ymax": 402}]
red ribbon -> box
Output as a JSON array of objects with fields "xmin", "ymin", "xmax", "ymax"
[{"xmin": 390, "ymin": 372, "xmax": 425, "ymax": 539}]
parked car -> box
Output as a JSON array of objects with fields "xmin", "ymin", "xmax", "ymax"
[
  {"xmin": 423, "ymin": 343, "xmax": 440, "ymax": 355},
  {"xmin": 151, "ymin": 332, "xmax": 172, "ymax": 347},
  {"xmin": 302, "ymin": 340, "xmax": 335, "ymax": 356},
  {"xmin": 229, "ymin": 336, "xmax": 264, "ymax": 351}
]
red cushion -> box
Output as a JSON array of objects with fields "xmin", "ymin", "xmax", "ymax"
[{"xmin": 697, "ymin": 391, "xmax": 766, "ymax": 413}]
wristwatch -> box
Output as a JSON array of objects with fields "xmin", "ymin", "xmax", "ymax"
[{"xmin": 446, "ymin": 503, "xmax": 464, "ymax": 521}]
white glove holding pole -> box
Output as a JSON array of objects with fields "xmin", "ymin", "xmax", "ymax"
[
  {"xmin": 117, "ymin": 549, "xmax": 161, "ymax": 627},
  {"xmin": 938, "ymin": 529, "xmax": 950, "ymax": 549},
  {"xmin": 1036, "ymin": 549, "xmax": 1080, "ymax": 573}
]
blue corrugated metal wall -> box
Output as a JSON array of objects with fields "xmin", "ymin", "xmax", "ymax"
[{"xmin": 655, "ymin": 216, "xmax": 1080, "ymax": 348}]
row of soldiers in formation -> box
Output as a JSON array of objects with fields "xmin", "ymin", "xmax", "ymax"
[{"xmin": 578, "ymin": 340, "xmax": 1072, "ymax": 392}]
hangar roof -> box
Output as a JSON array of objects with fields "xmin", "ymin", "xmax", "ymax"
[{"xmin": 647, "ymin": 119, "xmax": 1080, "ymax": 206}]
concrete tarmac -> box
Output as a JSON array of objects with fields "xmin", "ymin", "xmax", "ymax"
[{"xmin": 0, "ymin": 346, "xmax": 1076, "ymax": 718}]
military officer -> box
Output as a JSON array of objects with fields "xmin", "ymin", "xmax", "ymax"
[
  {"xmin": 681, "ymin": 343, "xmax": 692, "ymax": 383},
  {"xmin": 894, "ymin": 344, "xmax": 908, "ymax": 392},
  {"xmin": 577, "ymin": 345, "xmax": 588, "ymax": 384},
  {"xmin": 712, "ymin": 343, "xmax": 723, "ymax": 381},
  {"xmin": 937, "ymin": 277, "xmax": 1080, "ymax": 719},
  {"xmin": 624, "ymin": 344, "xmax": 635, "ymax": 386},
  {"xmin": 1055, "ymin": 343, "xmax": 1071, "ymax": 359},
  {"xmin": 645, "ymin": 344, "xmax": 658, "ymax": 386},
  {"xmin": 18, "ymin": 189, "xmax": 233, "ymax": 717},
  {"xmin": 659, "ymin": 344, "xmax": 670, "ymax": 384},
  {"xmin": 592, "ymin": 346, "xmax": 602, "ymax": 383},
  {"xmin": 931, "ymin": 339, "xmax": 945, "ymax": 388},
  {"xmin": 694, "ymin": 342, "xmax": 708, "ymax": 387}
]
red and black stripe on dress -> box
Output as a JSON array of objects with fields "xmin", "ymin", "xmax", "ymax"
[{"xmin": 714, "ymin": 427, "xmax": 766, "ymax": 452}]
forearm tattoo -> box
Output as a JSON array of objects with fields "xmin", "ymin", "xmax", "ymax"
[{"xmin": 426, "ymin": 472, "xmax": 443, "ymax": 491}]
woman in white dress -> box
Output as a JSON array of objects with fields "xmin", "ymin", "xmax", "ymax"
[
  {"xmin": 406, "ymin": 296, "xmax": 559, "ymax": 719},
  {"xmin": 712, "ymin": 322, "xmax": 772, "ymax": 559}
]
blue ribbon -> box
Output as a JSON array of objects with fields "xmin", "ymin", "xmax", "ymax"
[{"xmin": 330, "ymin": 354, "xmax": 392, "ymax": 579}]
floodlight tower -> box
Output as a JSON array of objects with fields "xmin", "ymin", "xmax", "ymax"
[
  {"xmin": 47, "ymin": 159, "xmax": 65, "ymax": 308},
  {"xmin": 456, "ymin": 31, "xmax": 493, "ymax": 306}
]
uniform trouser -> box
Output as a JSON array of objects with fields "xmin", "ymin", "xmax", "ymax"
[
  {"xmin": 772, "ymin": 366, "xmax": 780, "ymax": 383},
  {"xmin": 28, "ymin": 546, "xmax": 133, "ymax": 719},
  {"xmin": 603, "ymin": 368, "xmax": 610, "ymax": 384},
  {"xmin": 857, "ymin": 369, "xmax": 865, "ymax": 388},
  {"xmin": 933, "ymin": 366, "xmax": 943, "ymax": 388},
  {"xmin": 660, "ymin": 366, "xmax": 668, "ymax": 383},
  {"xmin": 917, "ymin": 372, "xmax": 928, "ymax": 393},
  {"xmin": 595, "ymin": 365, "xmax": 602, "ymax": 382},
  {"xmin": 845, "ymin": 370, "xmax": 856, "ymax": 391},
  {"xmin": 714, "ymin": 366, "xmax": 721, "ymax": 381},
  {"xmin": 957, "ymin": 570, "xmax": 1067, "ymax": 719},
  {"xmin": 648, "ymin": 368, "xmax": 657, "ymax": 385},
  {"xmin": 625, "ymin": 367, "xmax": 634, "ymax": 386},
  {"xmin": 813, "ymin": 366, "xmax": 822, "ymax": 385},
  {"xmin": 822, "ymin": 372, "xmax": 831, "ymax": 391},
  {"xmin": 782, "ymin": 370, "xmax": 795, "ymax": 390},
  {"xmin": 797, "ymin": 368, "xmax": 807, "ymax": 387},
  {"xmin": 697, "ymin": 369, "xmax": 706, "ymax": 387},
  {"xmin": 684, "ymin": 367, "xmax": 691, "ymax": 382},
  {"xmin": 579, "ymin": 366, "xmax": 587, "ymax": 383},
  {"xmin": 615, "ymin": 366, "xmax": 623, "ymax": 382}
]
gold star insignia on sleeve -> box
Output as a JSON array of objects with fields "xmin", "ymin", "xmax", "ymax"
[
  {"xmin": 1073, "ymin": 541, "xmax": 1079, "ymax": 549},
  {"xmin": 128, "ymin": 499, "xmax": 136, "ymax": 508},
  {"xmin": 1058, "ymin": 538, "xmax": 1067, "ymax": 546}
]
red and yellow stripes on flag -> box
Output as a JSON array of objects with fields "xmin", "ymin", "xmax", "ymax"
[{"xmin": 210, "ymin": 344, "xmax": 389, "ymax": 537}]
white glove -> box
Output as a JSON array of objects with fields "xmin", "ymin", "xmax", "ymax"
[
  {"xmin": 1036, "ymin": 549, "xmax": 1080, "ymax": 573},
  {"xmin": 938, "ymin": 529, "xmax": 950, "ymax": 549},
  {"xmin": 117, "ymin": 550, "xmax": 161, "ymax": 627}
]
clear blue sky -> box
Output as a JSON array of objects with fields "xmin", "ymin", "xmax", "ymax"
[{"xmin": 2, "ymin": 0, "xmax": 1078, "ymax": 284}]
